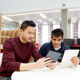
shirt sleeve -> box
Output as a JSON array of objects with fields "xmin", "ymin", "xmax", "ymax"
[
  {"xmin": 32, "ymin": 43, "xmax": 42, "ymax": 61},
  {"xmin": 2, "ymin": 40, "xmax": 21, "ymax": 72}
]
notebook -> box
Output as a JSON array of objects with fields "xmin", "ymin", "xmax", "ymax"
[
  {"xmin": 60, "ymin": 49, "xmax": 79, "ymax": 68},
  {"xmin": 46, "ymin": 51, "xmax": 61, "ymax": 62}
]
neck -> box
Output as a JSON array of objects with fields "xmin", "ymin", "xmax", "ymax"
[
  {"xmin": 54, "ymin": 46, "xmax": 61, "ymax": 50},
  {"xmin": 19, "ymin": 36, "xmax": 27, "ymax": 44}
]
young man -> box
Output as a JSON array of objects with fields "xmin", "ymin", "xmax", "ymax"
[
  {"xmin": 0, "ymin": 20, "xmax": 52, "ymax": 80},
  {"xmin": 39, "ymin": 28, "xmax": 80, "ymax": 69}
]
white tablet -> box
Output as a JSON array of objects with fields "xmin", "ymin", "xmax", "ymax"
[{"xmin": 60, "ymin": 49, "xmax": 79, "ymax": 68}]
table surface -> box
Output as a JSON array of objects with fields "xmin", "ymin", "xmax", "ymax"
[{"xmin": 12, "ymin": 65, "xmax": 80, "ymax": 80}]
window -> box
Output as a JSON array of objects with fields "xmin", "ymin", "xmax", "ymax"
[
  {"xmin": 78, "ymin": 22, "xmax": 80, "ymax": 38},
  {"xmin": 42, "ymin": 24, "xmax": 48, "ymax": 44},
  {"xmin": 53, "ymin": 24, "xmax": 60, "ymax": 30}
]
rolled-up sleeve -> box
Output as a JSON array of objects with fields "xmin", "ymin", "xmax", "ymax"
[{"xmin": 2, "ymin": 40, "xmax": 21, "ymax": 72}]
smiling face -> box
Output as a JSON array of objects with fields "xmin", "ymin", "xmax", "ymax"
[
  {"xmin": 20, "ymin": 26, "xmax": 35, "ymax": 43},
  {"xmin": 51, "ymin": 35, "xmax": 63, "ymax": 48}
]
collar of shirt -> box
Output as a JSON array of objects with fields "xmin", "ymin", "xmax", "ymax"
[{"xmin": 54, "ymin": 46, "xmax": 61, "ymax": 51}]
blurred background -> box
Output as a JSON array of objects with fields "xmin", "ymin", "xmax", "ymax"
[{"xmin": 0, "ymin": 0, "xmax": 80, "ymax": 51}]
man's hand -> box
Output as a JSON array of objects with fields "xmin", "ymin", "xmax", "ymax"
[
  {"xmin": 71, "ymin": 56, "xmax": 79, "ymax": 66},
  {"xmin": 48, "ymin": 61, "xmax": 60, "ymax": 70},
  {"xmin": 35, "ymin": 57, "xmax": 52, "ymax": 69},
  {"xmin": 20, "ymin": 57, "xmax": 52, "ymax": 71}
]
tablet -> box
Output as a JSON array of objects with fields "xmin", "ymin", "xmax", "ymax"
[
  {"xmin": 60, "ymin": 49, "xmax": 79, "ymax": 68},
  {"xmin": 46, "ymin": 51, "xmax": 61, "ymax": 62}
]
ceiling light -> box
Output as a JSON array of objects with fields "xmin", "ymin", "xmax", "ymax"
[
  {"xmin": 40, "ymin": 13, "xmax": 47, "ymax": 19},
  {"xmin": 69, "ymin": 8, "xmax": 80, "ymax": 11},
  {"xmin": 37, "ymin": 19, "xmax": 42, "ymax": 23},
  {"xmin": 53, "ymin": 20, "xmax": 56, "ymax": 24},
  {"xmin": 2, "ymin": 16, "xmax": 13, "ymax": 21},
  {"xmin": 48, "ymin": 18, "xmax": 52, "ymax": 22},
  {"xmin": 4, "ymin": 10, "xmax": 60, "ymax": 17}
]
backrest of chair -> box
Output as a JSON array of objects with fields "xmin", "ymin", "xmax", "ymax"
[
  {"xmin": 63, "ymin": 39, "xmax": 74, "ymax": 47},
  {"xmin": 0, "ymin": 53, "xmax": 3, "ymax": 66}
]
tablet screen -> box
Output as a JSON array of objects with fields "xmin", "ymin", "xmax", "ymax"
[
  {"xmin": 60, "ymin": 49, "xmax": 79, "ymax": 68},
  {"xmin": 46, "ymin": 51, "xmax": 61, "ymax": 62}
]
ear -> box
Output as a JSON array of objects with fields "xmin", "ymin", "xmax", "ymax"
[{"xmin": 20, "ymin": 29, "xmax": 23, "ymax": 32}]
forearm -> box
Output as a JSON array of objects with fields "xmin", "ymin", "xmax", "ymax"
[
  {"xmin": 20, "ymin": 57, "xmax": 53, "ymax": 71},
  {"xmin": 20, "ymin": 62, "xmax": 37, "ymax": 71}
]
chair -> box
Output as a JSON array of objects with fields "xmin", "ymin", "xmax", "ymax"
[{"xmin": 0, "ymin": 53, "xmax": 3, "ymax": 66}]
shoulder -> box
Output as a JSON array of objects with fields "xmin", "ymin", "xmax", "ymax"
[
  {"xmin": 41, "ymin": 42, "xmax": 51, "ymax": 48},
  {"xmin": 3, "ymin": 37, "xmax": 19, "ymax": 47},
  {"xmin": 39, "ymin": 42, "xmax": 51, "ymax": 51},
  {"xmin": 61, "ymin": 42, "xmax": 70, "ymax": 50},
  {"xmin": 5, "ymin": 37, "xmax": 18, "ymax": 43}
]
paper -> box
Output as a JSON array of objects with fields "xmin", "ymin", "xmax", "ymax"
[
  {"xmin": 46, "ymin": 51, "xmax": 61, "ymax": 62},
  {"xmin": 60, "ymin": 49, "xmax": 79, "ymax": 68}
]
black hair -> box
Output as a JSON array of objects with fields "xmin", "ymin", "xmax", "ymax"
[
  {"xmin": 20, "ymin": 20, "xmax": 36, "ymax": 30},
  {"xmin": 51, "ymin": 28, "xmax": 64, "ymax": 38}
]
